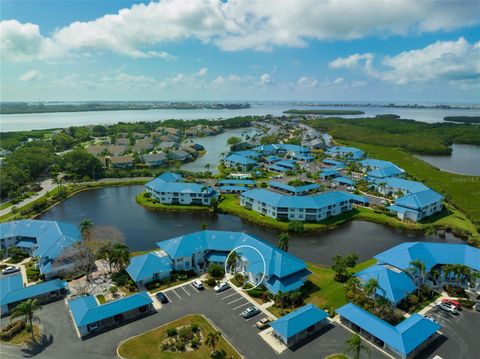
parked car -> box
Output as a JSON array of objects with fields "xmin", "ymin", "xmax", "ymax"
[
  {"xmin": 474, "ymin": 302, "xmax": 480, "ymax": 312},
  {"xmin": 191, "ymin": 279, "xmax": 204, "ymax": 290},
  {"xmin": 437, "ymin": 302, "xmax": 458, "ymax": 314},
  {"xmin": 214, "ymin": 282, "xmax": 230, "ymax": 293},
  {"xmin": 442, "ymin": 298, "xmax": 461, "ymax": 309},
  {"xmin": 346, "ymin": 186, "xmax": 355, "ymax": 192},
  {"xmin": 255, "ymin": 317, "xmax": 273, "ymax": 329},
  {"xmin": 1, "ymin": 266, "xmax": 20, "ymax": 275},
  {"xmin": 380, "ymin": 199, "xmax": 389, "ymax": 205},
  {"xmin": 424, "ymin": 315, "xmax": 437, "ymax": 323},
  {"xmin": 155, "ymin": 292, "xmax": 169, "ymax": 304},
  {"xmin": 241, "ymin": 306, "xmax": 260, "ymax": 319}
]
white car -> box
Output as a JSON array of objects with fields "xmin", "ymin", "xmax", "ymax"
[
  {"xmin": 1, "ymin": 266, "xmax": 20, "ymax": 275},
  {"xmin": 423, "ymin": 315, "xmax": 437, "ymax": 323},
  {"xmin": 347, "ymin": 186, "xmax": 355, "ymax": 192},
  {"xmin": 214, "ymin": 282, "xmax": 230, "ymax": 293},
  {"xmin": 191, "ymin": 279, "xmax": 204, "ymax": 290},
  {"xmin": 437, "ymin": 302, "xmax": 457, "ymax": 314},
  {"xmin": 380, "ymin": 199, "xmax": 389, "ymax": 205}
]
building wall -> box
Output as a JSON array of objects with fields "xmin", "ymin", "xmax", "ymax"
[
  {"xmin": 147, "ymin": 187, "xmax": 215, "ymax": 205},
  {"xmin": 240, "ymin": 196, "xmax": 352, "ymax": 222}
]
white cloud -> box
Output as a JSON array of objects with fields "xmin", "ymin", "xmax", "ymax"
[
  {"xmin": 333, "ymin": 77, "xmax": 344, "ymax": 85},
  {"xmin": 2, "ymin": 0, "xmax": 480, "ymax": 61},
  {"xmin": 329, "ymin": 38, "xmax": 480, "ymax": 86},
  {"xmin": 19, "ymin": 69, "xmax": 42, "ymax": 82},
  {"xmin": 196, "ymin": 67, "xmax": 208, "ymax": 77},
  {"xmin": 259, "ymin": 73, "xmax": 273, "ymax": 85},
  {"xmin": 297, "ymin": 76, "xmax": 318, "ymax": 88}
]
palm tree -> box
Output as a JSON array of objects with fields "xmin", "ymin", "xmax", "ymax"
[
  {"xmin": 409, "ymin": 259, "xmax": 426, "ymax": 295},
  {"xmin": 363, "ymin": 278, "xmax": 379, "ymax": 300},
  {"xmin": 274, "ymin": 291, "xmax": 288, "ymax": 315},
  {"xmin": 227, "ymin": 250, "xmax": 239, "ymax": 274},
  {"xmin": 344, "ymin": 334, "xmax": 370, "ymax": 359},
  {"xmin": 80, "ymin": 219, "xmax": 93, "ymax": 235},
  {"xmin": 277, "ymin": 233, "xmax": 289, "ymax": 252},
  {"xmin": 10, "ymin": 299, "xmax": 42, "ymax": 343},
  {"xmin": 428, "ymin": 268, "xmax": 440, "ymax": 289},
  {"xmin": 112, "ymin": 243, "xmax": 130, "ymax": 271},
  {"xmin": 206, "ymin": 331, "xmax": 222, "ymax": 353},
  {"xmin": 442, "ymin": 264, "xmax": 454, "ymax": 286},
  {"xmin": 452, "ymin": 264, "xmax": 468, "ymax": 288}
]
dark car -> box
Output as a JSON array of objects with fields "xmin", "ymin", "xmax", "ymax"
[
  {"xmin": 156, "ymin": 292, "xmax": 169, "ymax": 304},
  {"xmin": 241, "ymin": 306, "xmax": 261, "ymax": 319},
  {"xmin": 475, "ymin": 302, "xmax": 480, "ymax": 312}
]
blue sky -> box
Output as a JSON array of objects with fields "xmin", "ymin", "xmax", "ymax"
[{"xmin": 1, "ymin": 0, "xmax": 479, "ymax": 103}]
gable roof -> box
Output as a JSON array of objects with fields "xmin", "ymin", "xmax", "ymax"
[
  {"xmin": 370, "ymin": 177, "xmax": 429, "ymax": 194},
  {"xmin": 270, "ymin": 304, "xmax": 328, "ymax": 338},
  {"xmin": 375, "ymin": 242, "xmax": 480, "ymax": 272},
  {"xmin": 336, "ymin": 303, "xmax": 440, "ymax": 356},
  {"xmin": 356, "ymin": 264, "xmax": 416, "ymax": 303},
  {"xmin": 126, "ymin": 252, "xmax": 173, "ymax": 282},
  {"xmin": 367, "ymin": 165, "xmax": 405, "ymax": 179},
  {"xmin": 224, "ymin": 153, "xmax": 257, "ymax": 166},
  {"xmin": 156, "ymin": 230, "xmax": 308, "ymax": 279},
  {"xmin": 146, "ymin": 175, "xmax": 215, "ymax": 195},
  {"xmin": 394, "ymin": 189, "xmax": 444, "ymax": 210},
  {"xmin": 68, "ymin": 292, "xmax": 152, "ymax": 327},
  {"xmin": 1, "ymin": 274, "xmax": 67, "ymax": 306},
  {"xmin": 158, "ymin": 172, "xmax": 183, "ymax": 182},
  {"xmin": 268, "ymin": 181, "xmax": 320, "ymax": 194}
]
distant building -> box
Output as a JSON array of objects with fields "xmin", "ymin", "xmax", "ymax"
[
  {"xmin": 223, "ymin": 153, "xmax": 257, "ymax": 171},
  {"xmin": 325, "ymin": 146, "xmax": 364, "ymax": 160},
  {"xmin": 388, "ymin": 189, "xmax": 443, "ymax": 222},
  {"xmin": 168, "ymin": 149, "xmax": 190, "ymax": 161},
  {"xmin": 142, "ymin": 153, "xmax": 167, "ymax": 167},
  {"xmin": 110, "ymin": 155, "xmax": 134, "ymax": 168}
]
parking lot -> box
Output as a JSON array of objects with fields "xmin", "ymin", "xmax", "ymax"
[{"xmin": 417, "ymin": 306, "xmax": 480, "ymax": 359}]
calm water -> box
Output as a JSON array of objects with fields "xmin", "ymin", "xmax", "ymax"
[
  {"xmin": 2, "ymin": 102, "xmax": 480, "ymax": 131},
  {"xmin": 38, "ymin": 185, "xmax": 463, "ymax": 265},
  {"xmin": 181, "ymin": 127, "xmax": 260, "ymax": 173},
  {"xmin": 416, "ymin": 144, "xmax": 480, "ymax": 176}
]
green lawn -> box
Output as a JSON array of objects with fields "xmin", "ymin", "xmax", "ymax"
[
  {"xmin": 342, "ymin": 141, "xmax": 480, "ymax": 230},
  {"xmin": 0, "ymin": 201, "xmax": 12, "ymax": 210},
  {"xmin": 136, "ymin": 192, "xmax": 209, "ymax": 212},
  {"xmin": 0, "ymin": 324, "xmax": 41, "ymax": 345},
  {"xmin": 268, "ymin": 259, "xmax": 376, "ymax": 317},
  {"xmin": 325, "ymin": 355, "xmax": 349, "ymax": 359},
  {"xmin": 117, "ymin": 315, "xmax": 240, "ymax": 359}
]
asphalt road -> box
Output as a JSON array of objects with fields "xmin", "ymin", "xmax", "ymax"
[{"xmin": 0, "ymin": 282, "xmax": 387, "ymax": 359}]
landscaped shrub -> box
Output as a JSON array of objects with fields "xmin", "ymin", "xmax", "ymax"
[
  {"xmin": 26, "ymin": 267, "xmax": 41, "ymax": 282},
  {"xmin": 191, "ymin": 323, "xmax": 199, "ymax": 333},
  {"xmin": 175, "ymin": 341, "xmax": 186, "ymax": 351},
  {"xmin": 190, "ymin": 337, "xmax": 200, "ymax": 349},
  {"xmin": 443, "ymin": 285, "xmax": 469, "ymax": 298},
  {"xmin": 459, "ymin": 299, "xmax": 475, "ymax": 308},
  {"xmin": 0, "ymin": 320, "xmax": 25, "ymax": 340},
  {"xmin": 208, "ymin": 263, "xmax": 225, "ymax": 278},
  {"xmin": 205, "ymin": 277, "xmax": 217, "ymax": 287},
  {"xmin": 178, "ymin": 326, "xmax": 194, "ymax": 341},
  {"xmin": 166, "ymin": 328, "xmax": 177, "ymax": 337},
  {"xmin": 288, "ymin": 221, "xmax": 305, "ymax": 233}
]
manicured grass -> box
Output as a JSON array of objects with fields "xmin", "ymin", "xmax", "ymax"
[
  {"xmin": 325, "ymin": 355, "xmax": 349, "ymax": 359},
  {"xmin": 96, "ymin": 294, "xmax": 106, "ymax": 304},
  {"xmin": 0, "ymin": 201, "xmax": 12, "ymax": 210},
  {"xmin": 136, "ymin": 192, "xmax": 209, "ymax": 212},
  {"xmin": 0, "ymin": 324, "xmax": 41, "ymax": 345},
  {"xmin": 343, "ymin": 141, "xmax": 480, "ymax": 231},
  {"xmin": 117, "ymin": 315, "xmax": 240, "ymax": 359},
  {"xmin": 268, "ymin": 259, "xmax": 376, "ymax": 318}
]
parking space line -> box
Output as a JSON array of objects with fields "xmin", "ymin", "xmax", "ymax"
[
  {"xmin": 221, "ymin": 293, "xmax": 238, "ymax": 300},
  {"xmin": 181, "ymin": 286, "xmax": 191, "ymax": 296},
  {"xmin": 227, "ymin": 297, "xmax": 244, "ymax": 305},
  {"xmin": 245, "ymin": 316, "xmax": 258, "ymax": 322},
  {"xmin": 171, "ymin": 289, "xmax": 182, "ymax": 299},
  {"xmin": 191, "ymin": 285, "xmax": 200, "ymax": 294},
  {"xmin": 216, "ymin": 288, "xmax": 232, "ymax": 295},
  {"xmin": 233, "ymin": 302, "xmax": 251, "ymax": 310}
]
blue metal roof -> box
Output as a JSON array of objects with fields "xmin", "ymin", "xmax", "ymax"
[
  {"xmin": 205, "ymin": 251, "xmax": 228, "ymax": 263},
  {"xmin": 322, "ymin": 159, "xmax": 345, "ymax": 167},
  {"xmin": 254, "ymin": 144, "xmax": 310, "ymax": 155},
  {"xmin": 233, "ymin": 150, "xmax": 260, "ymax": 159},
  {"xmin": 325, "ymin": 146, "xmax": 364, "ymax": 159},
  {"xmin": 370, "ymin": 177, "xmax": 429, "ymax": 194},
  {"xmin": 336, "ymin": 303, "xmax": 440, "ymax": 355},
  {"xmin": 219, "ymin": 186, "xmax": 249, "ymax": 192},
  {"xmin": 270, "ymin": 304, "xmax": 328, "ymax": 339},
  {"xmin": 375, "ymin": 242, "xmax": 480, "ymax": 272},
  {"xmin": 356, "ymin": 264, "xmax": 416, "ymax": 303},
  {"xmin": 158, "ymin": 172, "xmax": 183, "ymax": 182},
  {"xmin": 126, "ymin": 252, "xmax": 173, "ymax": 282},
  {"xmin": 268, "ymin": 181, "xmax": 320, "ymax": 194},
  {"xmin": 360, "ymin": 159, "xmax": 395, "ymax": 169},
  {"xmin": 1, "ymin": 274, "xmax": 67, "ymax": 305},
  {"xmin": 241, "ymin": 189, "xmax": 367, "ymax": 209},
  {"xmin": 224, "ymin": 153, "xmax": 257, "ymax": 165},
  {"xmin": 266, "ymin": 268, "xmax": 311, "ymax": 293},
  {"xmin": 0, "ymin": 220, "xmax": 82, "ymax": 273},
  {"xmin": 394, "ymin": 189, "xmax": 444, "ymax": 210},
  {"xmin": 333, "ymin": 176, "xmax": 356, "ymax": 186},
  {"xmin": 265, "ymin": 155, "xmax": 281, "ymax": 163},
  {"xmin": 319, "ymin": 169, "xmax": 340, "ymax": 178},
  {"xmin": 268, "ymin": 164, "xmax": 288, "ymax": 172},
  {"xmin": 157, "ymin": 231, "xmax": 308, "ymax": 281},
  {"xmin": 218, "ymin": 179, "xmax": 256, "ymax": 185},
  {"xmin": 275, "ymin": 160, "xmax": 296, "ymax": 169},
  {"xmin": 68, "ymin": 292, "xmax": 152, "ymax": 327},
  {"xmin": 146, "ymin": 177, "xmax": 216, "ymax": 195},
  {"xmin": 367, "ymin": 165, "xmax": 405, "ymax": 179}
]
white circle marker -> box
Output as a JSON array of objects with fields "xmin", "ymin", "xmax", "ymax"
[{"xmin": 224, "ymin": 245, "xmax": 267, "ymax": 291}]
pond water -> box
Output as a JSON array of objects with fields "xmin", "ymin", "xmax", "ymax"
[
  {"xmin": 416, "ymin": 144, "xmax": 480, "ymax": 176},
  {"xmin": 2, "ymin": 102, "xmax": 479, "ymax": 131},
  {"xmin": 38, "ymin": 185, "xmax": 463, "ymax": 266},
  {"xmin": 180, "ymin": 127, "xmax": 260, "ymax": 173}
]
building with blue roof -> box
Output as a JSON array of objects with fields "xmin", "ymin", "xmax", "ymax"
[
  {"xmin": 68, "ymin": 292, "xmax": 153, "ymax": 337},
  {"xmin": 369, "ymin": 177, "xmax": 429, "ymax": 197},
  {"xmin": 356, "ymin": 264, "xmax": 416, "ymax": 305},
  {"xmin": 223, "ymin": 153, "xmax": 258, "ymax": 171},
  {"xmin": 241, "ymin": 189, "xmax": 367, "ymax": 222},
  {"xmin": 146, "ymin": 174, "xmax": 217, "ymax": 206},
  {"xmin": 336, "ymin": 302, "xmax": 440, "ymax": 359},
  {"xmin": 233, "ymin": 150, "xmax": 260, "ymax": 159},
  {"xmin": 270, "ymin": 304, "xmax": 329, "ymax": 346},
  {"xmin": 151, "ymin": 230, "xmax": 310, "ymax": 294},
  {"xmin": 274, "ymin": 160, "xmax": 297, "ymax": 170},
  {"xmin": 218, "ymin": 185, "xmax": 250, "ymax": 194},
  {"xmin": 318, "ymin": 169, "xmax": 340, "ymax": 179},
  {"xmin": 322, "ymin": 159, "xmax": 345, "ymax": 168},
  {"xmin": 268, "ymin": 164, "xmax": 289, "ymax": 173},
  {"xmin": 332, "ymin": 176, "xmax": 356, "ymax": 187},
  {"xmin": 269, "ymin": 181, "xmax": 321, "ymax": 196},
  {"xmin": 388, "ymin": 189, "xmax": 443, "ymax": 222},
  {"xmin": 0, "ymin": 220, "xmax": 82, "ymax": 278},
  {"xmin": 1, "ymin": 273, "xmax": 68, "ymax": 315},
  {"xmin": 253, "ymin": 144, "xmax": 310, "ymax": 157},
  {"xmin": 325, "ymin": 146, "xmax": 365, "ymax": 160},
  {"xmin": 157, "ymin": 172, "xmax": 183, "ymax": 182},
  {"xmin": 265, "ymin": 155, "xmax": 281, "ymax": 163},
  {"xmin": 126, "ymin": 252, "xmax": 173, "ymax": 288},
  {"xmin": 367, "ymin": 165, "xmax": 405, "ymax": 180},
  {"xmin": 374, "ymin": 242, "xmax": 480, "ymax": 291},
  {"xmin": 218, "ymin": 179, "xmax": 256, "ymax": 186}
]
